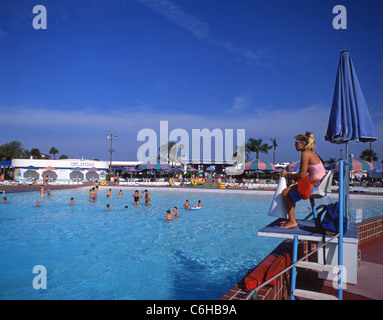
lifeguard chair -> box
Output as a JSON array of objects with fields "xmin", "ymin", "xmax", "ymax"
[{"xmin": 256, "ymin": 163, "xmax": 357, "ymax": 300}]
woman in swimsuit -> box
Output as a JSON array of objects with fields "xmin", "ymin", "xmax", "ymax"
[
  {"xmin": 281, "ymin": 132, "xmax": 326, "ymax": 229},
  {"xmin": 132, "ymin": 190, "xmax": 143, "ymax": 206}
]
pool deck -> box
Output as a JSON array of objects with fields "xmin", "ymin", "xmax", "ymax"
[
  {"xmin": 294, "ymin": 234, "xmax": 383, "ymax": 300},
  {"xmin": 222, "ymin": 215, "xmax": 383, "ymax": 300}
]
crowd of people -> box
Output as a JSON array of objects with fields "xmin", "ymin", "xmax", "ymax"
[
  {"xmin": 2, "ymin": 184, "xmax": 205, "ymax": 223},
  {"xmin": 87, "ymin": 187, "xmax": 203, "ymax": 222}
]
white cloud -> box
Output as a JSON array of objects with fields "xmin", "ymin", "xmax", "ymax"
[
  {"xmin": 228, "ymin": 93, "xmax": 250, "ymax": 113},
  {"xmin": 137, "ymin": 0, "xmax": 210, "ymax": 40},
  {"xmin": 2, "ymin": 103, "xmax": 382, "ymax": 163},
  {"xmin": 136, "ymin": 0, "xmax": 270, "ymax": 68}
]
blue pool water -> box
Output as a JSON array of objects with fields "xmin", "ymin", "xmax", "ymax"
[{"xmin": 0, "ymin": 187, "xmax": 382, "ymax": 300}]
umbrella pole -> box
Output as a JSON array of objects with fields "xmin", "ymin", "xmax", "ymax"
[{"xmin": 345, "ymin": 142, "xmax": 350, "ymax": 221}]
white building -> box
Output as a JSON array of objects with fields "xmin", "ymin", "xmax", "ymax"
[{"xmin": 12, "ymin": 158, "xmax": 109, "ymax": 182}]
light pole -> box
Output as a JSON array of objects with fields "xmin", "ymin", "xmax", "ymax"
[{"xmin": 107, "ymin": 131, "xmax": 117, "ymax": 175}]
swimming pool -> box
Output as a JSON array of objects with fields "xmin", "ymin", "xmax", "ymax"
[{"xmin": 0, "ymin": 187, "xmax": 382, "ymax": 299}]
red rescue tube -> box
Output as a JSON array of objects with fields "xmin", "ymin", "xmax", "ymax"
[
  {"xmin": 243, "ymin": 254, "xmax": 277, "ymax": 292},
  {"xmin": 264, "ymin": 253, "xmax": 292, "ymax": 286}
]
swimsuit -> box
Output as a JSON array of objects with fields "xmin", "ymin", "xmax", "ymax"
[
  {"xmin": 307, "ymin": 162, "xmax": 326, "ymax": 182},
  {"xmin": 289, "ymin": 160, "xmax": 326, "ymax": 203},
  {"xmin": 134, "ymin": 196, "xmax": 140, "ymax": 202}
]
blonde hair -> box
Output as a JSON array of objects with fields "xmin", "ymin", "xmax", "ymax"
[{"xmin": 295, "ymin": 132, "xmax": 316, "ymax": 150}]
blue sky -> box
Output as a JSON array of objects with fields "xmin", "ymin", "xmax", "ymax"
[{"xmin": 1, "ymin": 0, "xmax": 382, "ymax": 165}]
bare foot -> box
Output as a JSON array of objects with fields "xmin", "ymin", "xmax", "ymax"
[
  {"xmin": 279, "ymin": 220, "xmax": 288, "ymax": 225},
  {"xmin": 280, "ymin": 221, "xmax": 298, "ymax": 229}
]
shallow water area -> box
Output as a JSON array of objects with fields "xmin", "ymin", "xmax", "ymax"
[{"xmin": 0, "ymin": 186, "xmax": 381, "ymax": 299}]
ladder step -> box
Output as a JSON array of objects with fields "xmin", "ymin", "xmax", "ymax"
[
  {"xmin": 293, "ymin": 289, "xmax": 338, "ymax": 300},
  {"xmin": 295, "ymin": 261, "xmax": 334, "ymax": 272}
]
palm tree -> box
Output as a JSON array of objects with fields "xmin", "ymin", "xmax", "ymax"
[
  {"xmin": 245, "ymin": 138, "xmax": 272, "ymax": 160},
  {"xmin": 360, "ymin": 149, "xmax": 378, "ymax": 162},
  {"xmin": 30, "ymin": 148, "xmax": 42, "ymax": 159},
  {"xmin": 158, "ymin": 141, "xmax": 184, "ymax": 166},
  {"xmin": 49, "ymin": 147, "xmax": 59, "ymax": 159},
  {"xmin": 270, "ymin": 138, "xmax": 278, "ymax": 164}
]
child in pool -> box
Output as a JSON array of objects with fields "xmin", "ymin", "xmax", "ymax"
[{"xmin": 165, "ymin": 210, "xmax": 174, "ymax": 222}]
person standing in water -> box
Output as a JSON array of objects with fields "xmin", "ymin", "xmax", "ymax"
[
  {"xmin": 132, "ymin": 190, "xmax": 143, "ymax": 205},
  {"xmin": 144, "ymin": 189, "xmax": 151, "ymax": 206}
]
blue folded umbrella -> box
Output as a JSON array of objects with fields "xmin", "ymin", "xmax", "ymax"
[{"xmin": 325, "ymin": 50, "xmax": 377, "ymax": 144}]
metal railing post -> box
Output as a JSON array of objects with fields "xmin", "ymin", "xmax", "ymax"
[{"xmin": 290, "ymin": 236, "xmax": 299, "ymax": 300}]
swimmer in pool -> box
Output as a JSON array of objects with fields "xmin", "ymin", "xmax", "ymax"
[
  {"xmin": 172, "ymin": 207, "xmax": 179, "ymax": 218},
  {"xmin": 35, "ymin": 201, "xmax": 41, "ymax": 207},
  {"xmin": 144, "ymin": 189, "xmax": 151, "ymax": 206},
  {"xmin": 165, "ymin": 210, "xmax": 174, "ymax": 222},
  {"xmin": 118, "ymin": 190, "xmax": 123, "ymax": 199},
  {"xmin": 2, "ymin": 197, "xmax": 7, "ymax": 204},
  {"xmin": 132, "ymin": 190, "xmax": 143, "ymax": 205},
  {"xmin": 106, "ymin": 204, "xmax": 110, "ymax": 211},
  {"xmin": 69, "ymin": 198, "xmax": 74, "ymax": 205},
  {"xmin": 183, "ymin": 200, "xmax": 192, "ymax": 209},
  {"xmin": 197, "ymin": 200, "xmax": 203, "ymax": 208},
  {"xmin": 89, "ymin": 187, "xmax": 97, "ymax": 202},
  {"xmin": 106, "ymin": 189, "xmax": 112, "ymax": 198}
]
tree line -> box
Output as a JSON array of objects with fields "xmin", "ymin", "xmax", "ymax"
[
  {"xmin": 244, "ymin": 138, "xmax": 378, "ymax": 164},
  {"xmin": 0, "ymin": 139, "xmax": 378, "ymax": 164},
  {"xmin": 0, "ymin": 140, "xmax": 67, "ymax": 161}
]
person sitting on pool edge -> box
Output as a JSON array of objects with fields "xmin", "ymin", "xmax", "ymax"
[{"xmin": 281, "ymin": 132, "xmax": 326, "ymax": 229}]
